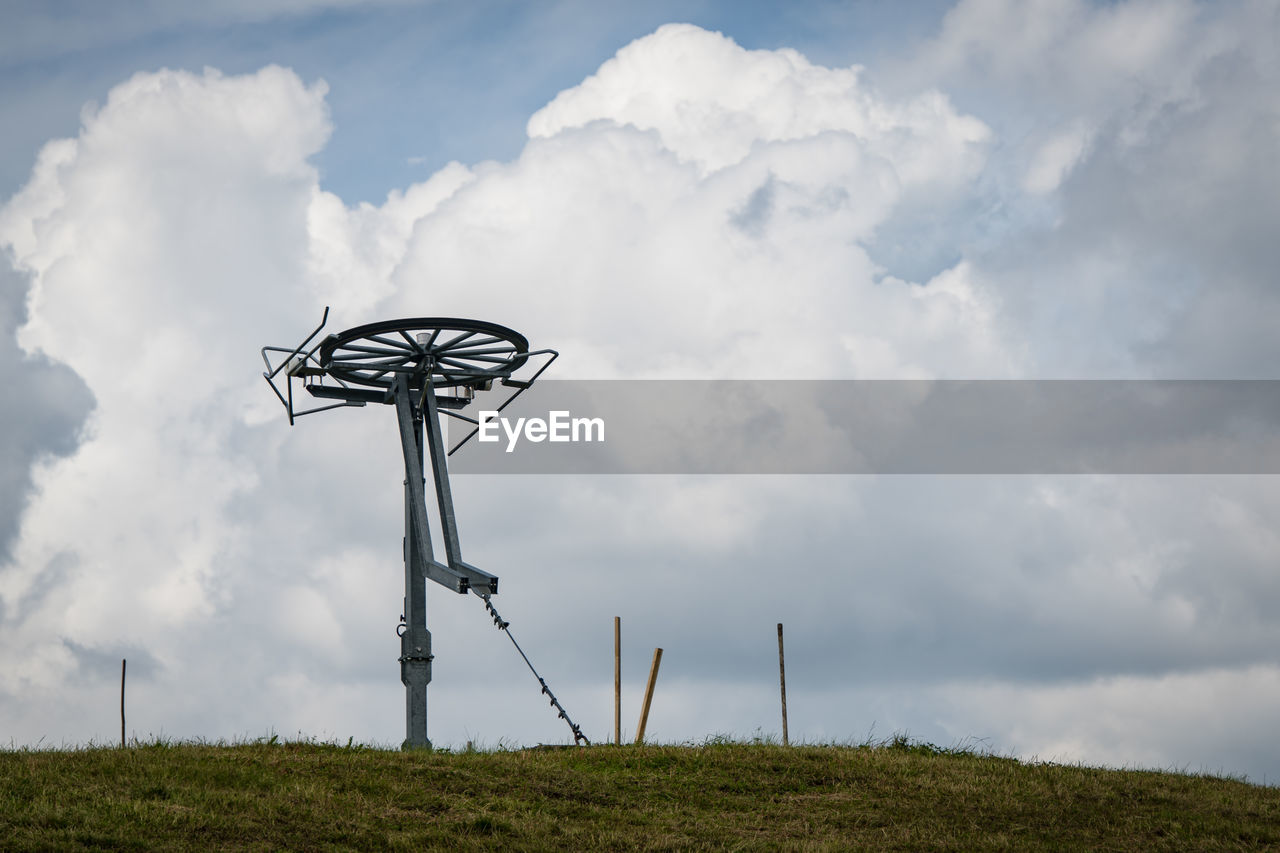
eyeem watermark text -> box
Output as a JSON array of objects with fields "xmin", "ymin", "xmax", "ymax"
[{"xmin": 477, "ymin": 410, "xmax": 605, "ymax": 452}]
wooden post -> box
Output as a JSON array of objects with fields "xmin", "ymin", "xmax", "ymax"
[
  {"xmin": 634, "ymin": 647, "xmax": 663, "ymax": 744},
  {"xmin": 777, "ymin": 624, "xmax": 789, "ymax": 746},
  {"xmin": 120, "ymin": 658, "xmax": 127, "ymax": 748},
  {"xmin": 613, "ymin": 617, "xmax": 621, "ymax": 746}
]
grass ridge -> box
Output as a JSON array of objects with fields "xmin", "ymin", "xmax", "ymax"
[{"xmin": 2, "ymin": 736, "xmax": 1276, "ymax": 850}]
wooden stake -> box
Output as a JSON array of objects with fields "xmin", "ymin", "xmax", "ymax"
[
  {"xmin": 777, "ymin": 624, "xmax": 789, "ymax": 746},
  {"xmin": 613, "ymin": 616, "xmax": 621, "ymax": 746},
  {"xmin": 634, "ymin": 647, "xmax": 663, "ymax": 744},
  {"xmin": 120, "ymin": 658, "xmax": 127, "ymax": 749}
]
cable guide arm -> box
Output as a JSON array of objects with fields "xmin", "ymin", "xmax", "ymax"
[
  {"xmin": 445, "ymin": 349, "xmax": 559, "ymax": 455},
  {"xmin": 261, "ymin": 307, "xmax": 368, "ymax": 424}
]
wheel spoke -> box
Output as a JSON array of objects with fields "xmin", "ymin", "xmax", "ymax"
[
  {"xmin": 438, "ymin": 334, "xmax": 503, "ymax": 354},
  {"xmin": 334, "ymin": 343, "xmax": 411, "ymax": 358},
  {"xmin": 420, "ymin": 328, "xmax": 443, "ymax": 350},
  {"xmin": 333, "ymin": 350, "xmax": 415, "ymax": 362},
  {"xmin": 439, "ymin": 343, "xmax": 514, "ymax": 357},
  {"xmin": 366, "ymin": 334, "xmax": 417, "ymax": 352},
  {"xmin": 330, "ymin": 355, "xmax": 411, "ymax": 369},
  {"xmin": 441, "ymin": 353, "xmax": 512, "ymax": 365},
  {"xmin": 437, "ymin": 343, "xmax": 517, "ymax": 356},
  {"xmin": 435, "ymin": 330, "xmax": 479, "ymax": 351},
  {"xmin": 436, "ymin": 356, "xmax": 501, "ymax": 371}
]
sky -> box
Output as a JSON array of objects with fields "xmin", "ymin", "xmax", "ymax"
[{"xmin": 1, "ymin": 0, "xmax": 1279, "ymax": 784}]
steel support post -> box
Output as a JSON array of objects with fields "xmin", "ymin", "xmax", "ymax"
[
  {"xmin": 392, "ymin": 375, "xmax": 501, "ymax": 748},
  {"xmin": 396, "ymin": 378, "xmax": 433, "ymax": 749}
]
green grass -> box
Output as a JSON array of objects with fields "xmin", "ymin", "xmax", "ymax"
[{"xmin": 1, "ymin": 736, "xmax": 1276, "ymax": 851}]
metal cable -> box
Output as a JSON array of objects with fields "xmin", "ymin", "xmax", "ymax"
[{"xmin": 478, "ymin": 594, "xmax": 590, "ymax": 746}]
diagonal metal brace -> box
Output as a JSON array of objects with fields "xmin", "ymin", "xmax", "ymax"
[
  {"xmin": 422, "ymin": 379, "xmax": 499, "ymax": 595},
  {"xmin": 394, "ymin": 376, "xmax": 470, "ymax": 594}
]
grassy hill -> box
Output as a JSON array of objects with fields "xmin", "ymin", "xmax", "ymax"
[{"xmin": 2, "ymin": 738, "xmax": 1276, "ymax": 850}]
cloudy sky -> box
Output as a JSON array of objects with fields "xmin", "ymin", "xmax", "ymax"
[{"xmin": 3, "ymin": 0, "xmax": 1280, "ymax": 783}]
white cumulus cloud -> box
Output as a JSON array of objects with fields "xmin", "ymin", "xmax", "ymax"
[{"xmin": 0, "ymin": 26, "xmax": 1015, "ymax": 751}]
